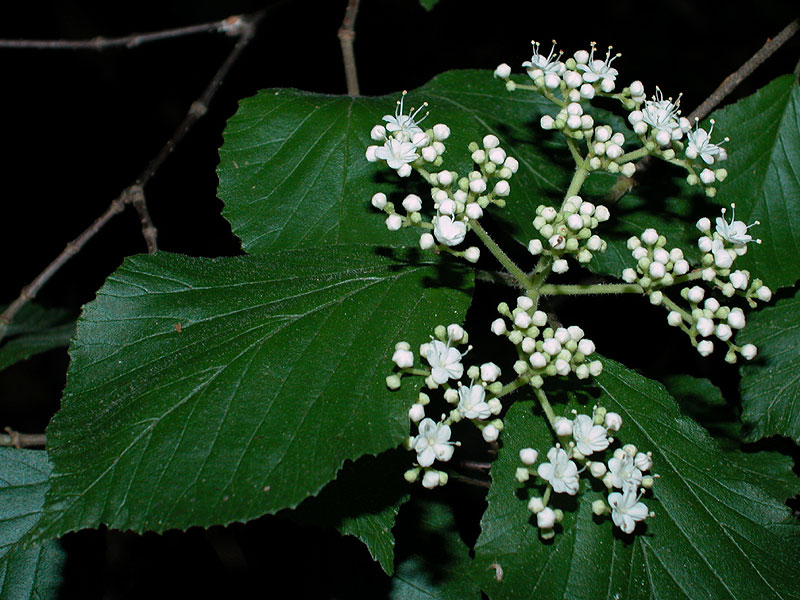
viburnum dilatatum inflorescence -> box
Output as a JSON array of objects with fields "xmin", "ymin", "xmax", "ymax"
[{"xmin": 365, "ymin": 38, "xmax": 772, "ymax": 538}]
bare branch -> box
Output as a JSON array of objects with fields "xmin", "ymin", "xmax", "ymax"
[
  {"xmin": 1, "ymin": 427, "xmax": 46, "ymax": 448},
  {"xmin": 129, "ymin": 185, "xmax": 158, "ymax": 254},
  {"xmin": 135, "ymin": 11, "xmax": 263, "ymax": 185},
  {"xmin": 0, "ymin": 15, "xmax": 245, "ymax": 51},
  {"xmin": 338, "ymin": 0, "xmax": 361, "ymax": 96},
  {"xmin": 0, "ymin": 190, "xmax": 129, "ymax": 341},
  {"xmin": 0, "ymin": 11, "xmax": 266, "ymax": 343},
  {"xmin": 689, "ymin": 18, "xmax": 799, "ymax": 122}
]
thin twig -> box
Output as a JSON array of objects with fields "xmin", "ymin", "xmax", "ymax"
[
  {"xmin": 338, "ymin": 0, "xmax": 360, "ymax": 96},
  {"xmin": 0, "ymin": 191, "xmax": 129, "ymax": 340},
  {"xmin": 129, "ymin": 185, "xmax": 158, "ymax": 253},
  {"xmin": 458, "ymin": 460, "xmax": 493, "ymax": 471},
  {"xmin": 0, "ymin": 12, "xmax": 265, "ymax": 344},
  {"xmin": 1, "ymin": 427, "xmax": 46, "ymax": 448},
  {"xmin": 136, "ymin": 11, "xmax": 263, "ymax": 185},
  {"xmin": 0, "ymin": 15, "xmax": 245, "ymax": 50},
  {"xmin": 450, "ymin": 473, "xmax": 491, "ymax": 488},
  {"xmin": 689, "ymin": 18, "xmax": 799, "ymax": 122},
  {"xmin": 606, "ymin": 18, "xmax": 800, "ymax": 204}
]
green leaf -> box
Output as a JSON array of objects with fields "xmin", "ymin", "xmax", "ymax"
[
  {"xmin": 418, "ymin": 0, "xmax": 439, "ymax": 10},
  {"xmin": 664, "ymin": 375, "xmax": 800, "ymax": 499},
  {"xmin": 218, "ymin": 91, "xmax": 419, "ymax": 254},
  {"xmin": 713, "ymin": 75, "xmax": 800, "ymax": 290},
  {"xmin": 473, "ymin": 360, "xmax": 800, "ymax": 600},
  {"xmin": 739, "ymin": 287, "xmax": 800, "ymax": 443},
  {"xmin": 0, "ymin": 304, "xmax": 75, "ymax": 371},
  {"xmin": 391, "ymin": 499, "xmax": 481, "ymax": 600},
  {"xmin": 26, "ymin": 248, "xmax": 472, "ymax": 542},
  {"xmin": 0, "ymin": 449, "xmax": 65, "ymax": 600},
  {"xmin": 291, "ymin": 449, "xmax": 411, "ymax": 575},
  {"xmin": 217, "ymin": 71, "xmax": 574, "ymax": 256}
]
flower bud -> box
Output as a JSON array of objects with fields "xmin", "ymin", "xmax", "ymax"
[
  {"xmin": 554, "ymin": 417, "xmax": 573, "ymax": 436},
  {"xmin": 537, "ymin": 507, "xmax": 556, "ymax": 529},
  {"xmin": 408, "ymin": 403, "xmax": 425, "ymax": 422},
  {"xmin": 528, "ymin": 497, "xmax": 545, "ymax": 513},
  {"xmin": 519, "ymin": 448, "xmax": 539, "ymax": 465}
]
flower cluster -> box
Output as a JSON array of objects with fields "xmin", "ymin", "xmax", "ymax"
[
  {"xmin": 621, "ymin": 228, "xmax": 691, "ymax": 297},
  {"xmin": 528, "ymin": 195, "xmax": 610, "ymax": 273},
  {"xmin": 496, "ymin": 42, "xmax": 732, "ymax": 196},
  {"xmin": 621, "ymin": 206, "xmax": 771, "ymax": 362},
  {"xmin": 367, "ymin": 95, "xmax": 518, "ymax": 264},
  {"xmin": 490, "ymin": 295, "xmax": 602, "ymax": 387},
  {"xmin": 365, "ymin": 90, "xmax": 448, "ymax": 178},
  {"xmin": 517, "ymin": 406, "xmax": 655, "ymax": 537},
  {"xmin": 389, "ymin": 324, "xmax": 506, "ymax": 489}
]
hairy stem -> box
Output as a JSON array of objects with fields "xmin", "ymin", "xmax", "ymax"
[{"xmin": 471, "ymin": 220, "xmax": 533, "ymax": 289}]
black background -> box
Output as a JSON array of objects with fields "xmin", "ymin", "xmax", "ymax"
[{"xmin": 0, "ymin": 1, "xmax": 797, "ymax": 597}]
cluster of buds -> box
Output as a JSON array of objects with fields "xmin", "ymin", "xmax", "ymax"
[
  {"xmin": 490, "ymin": 296, "xmax": 602, "ymax": 387},
  {"xmin": 670, "ymin": 285, "xmax": 757, "ymax": 361},
  {"xmin": 621, "ymin": 228, "xmax": 691, "ymax": 300},
  {"xmin": 585, "ymin": 125, "xmax": 637, "ymax": 176},
  {"xmin": 528, "ymin": 195, "xmax": 610, "ymax": 273},
  {"xmin": 389, "ymin": 324, "xmax": 506, "ymax": 489},
  {"xmin": 517, "ymin": 405, "xmax": 655, "ymax": 538},
  {"xmin": 621, "ymin": 206, "xmax": 771, "ymax": 363}
]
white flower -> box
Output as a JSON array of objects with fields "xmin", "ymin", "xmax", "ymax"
[
  {"xmin": 607, "ymin": 451, "xmax": 642, "ymax": 489},
  {"xmin": 374, "ymin": 138, "xmax": 419, "ymax": 170},
  {"xmin": 685, "ymin": 119, "xmax": 726, "ymax": 164},
  {"xmin": 715, "ymin": 204, "xmax": 760, "ymax": 246},
  {"xmin": 572, "ymin": 414, "xmax": 610, "ymax": 455},
  {"xmin": 425, "ymin": 340, "xmax": 463, "ymax": 384},
  {"xmin": 382, "ymin": 91, "xmax": 427, "ymax": 141},
  {"xmin": 608, "ymin": 486, "xmax": 650, "ymax": 534},
  {"xmin": 641, "ymin": 88, "xmax": 682, "ymax": 141},
  {"xmin": 522, "ymin": 40, "xmax": 565, "ymax": 79},
  {"xmin": 457, "ymin": 383, "xmax": 491, "ymax": 420},
  {"xmin": 537, "ymin": 447, "xmax": 580, "ymax": 495},
  {"xmin": 413, "ymin": 418, "xmax": 455, "ymax": 467},
  {"xmin": 433, "ymin": 215, "xmax": 467, "ymax": 246},
  {"xmin": 577, "ymin": 43, "xmax": 620, "ymax": 85}
]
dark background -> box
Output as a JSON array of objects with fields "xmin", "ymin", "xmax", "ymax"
[{"xmin": 0, "ymin": 1, "xmax": 797, "ymax": 597}]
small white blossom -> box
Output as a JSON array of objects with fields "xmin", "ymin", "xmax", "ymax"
[
  {"xmin": 608, "ymin": 486, "xmax": 650, "ymax": 534},
  {"xmin": 716, "ymin": 204, "xmax": 761, "ymax": 246},
  {"xmin": 685, "ymin": 119, "xmax": 727, "ymax": 164},
  {"xmin": 375, "ymin": 138, "xmax": 419, "ymax": 169},
  {"xmin": 458, "ymin": 383, "xmax": 491, "ymax": 420},
  {"xmin": 425, "ymin": 340, "xmax": 464, "ymax": 384},
  {"xmin": 383, "ymin": 91, "xmax": 427, "ymax": 141},
  {"xmin": 537, "ymin": 447, "xmax": 580, "ymax": 495},
  {"xmin": 641, "ymin": 88, "xmax": 683, "ymax": 143},
  {"xmin": 433, "ymin": 215, "xmax": 467, "ymax": 246},
  {"xmin": 413, "ymin": 418, "xmax": 455, "ymax": 467},
  {"xmin": 607, "ymin": 451, "xmax": 642, "ymax": 489},
  {"xmin": 523, "ymin": 40, "xmax": 565, "ymax": 77},
  {"xmin": 572, "ymin": 414, "xmax": 610, "ymax": 455},
  {"xmin": 577, "ymin": 43, "xmax": 620, "ymax": 86}
]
